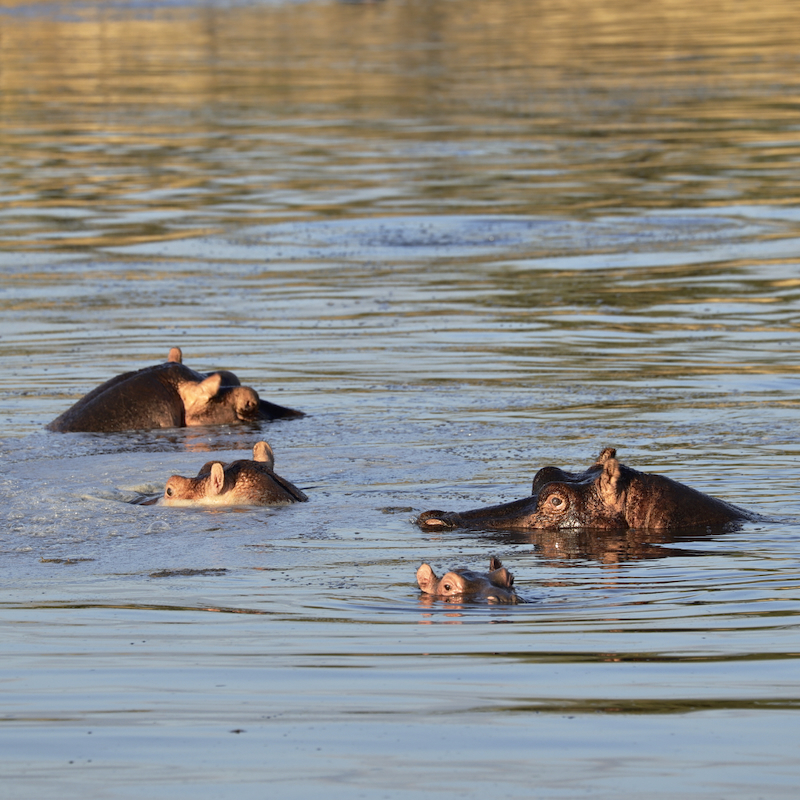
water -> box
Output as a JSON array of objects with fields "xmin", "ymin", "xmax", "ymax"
[{"xmin": 2, "ymin": 0, "xmax": 800, "ymax": 796}]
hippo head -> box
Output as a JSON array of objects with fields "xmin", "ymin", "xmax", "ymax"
[
  {"xmin": 178, "ymin": 374, "xmax": 270, "ymax": 426},
  {"xmin": 417, "ymin": 448, "xmax": 751, "ymax": 532},
  {"xmin": 162, "ymin": 441, "xmax": 307, "ymax": 507},
  {"xmin": 416, "ymin": 557, "xmax": 519, "ymax": 604},
  {"xmin": 173, "ymin": 346, "xmax": 297, "ymax": 425}
]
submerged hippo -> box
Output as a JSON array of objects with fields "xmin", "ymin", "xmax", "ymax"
[
  {"xmin": 416, "ymin": 557, "xmax": 520, "ymax": 604},
  {"xmin": 162, "ymin": 441, "xmax": 308, "ymax": 506},
  {"xmin": 47, "ymin": 347, "xmax": 303, "ymax": 432},
  {"xmin": 417, "ymin": 448, "xmax": 756, "ymax": 532}
]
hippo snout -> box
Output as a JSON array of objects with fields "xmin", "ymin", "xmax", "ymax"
[
  {"xmin": 416, "ymin": 510, "xmax": 460, "ymax": 531},
  {"xmin": 256, "ymin": 397, "xmax": 305, "ymax": 421}
]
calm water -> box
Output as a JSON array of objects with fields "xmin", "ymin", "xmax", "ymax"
[{"xmin": 2, "ymin": 0, "xmax": 800, "ymax": 797}]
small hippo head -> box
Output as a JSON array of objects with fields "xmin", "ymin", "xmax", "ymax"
[
  {"xmin": 416, "ymin": 557, "xmax": 519, "ymax": 604},
  {"xmin": 162, "ymin": 441, "xmax": 307, "ymax": 507}
]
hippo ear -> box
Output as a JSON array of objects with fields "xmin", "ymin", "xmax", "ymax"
[
  {"xmin": 594, "ymin": 447, "xmax": 617, "ymax": 466},
  {"xmin": 167, "ymin": 347, "xmax": 183, "ymax": 363},
  {"xmin": 416, "ymin": 564, "xmax": 438, "ymax": 594},
  {"xmin": 181, "ymin": 374, "xmax": 224, "ymax": 413},
  {"xmin": 196, "ymin": 373, "xmax": 223, "ymax": 399},
  {"xmin": 253, "ymin": 441, "xmax": 275, "ymax": 468},
  {"xmin": 208, "ymin": 462, "xmax": 225, "ymax": 496},
  {"xmin": 598, "ymin": 457, "xmax": 623, "ymax": 505},
  {"xmin": 488, "ymin": 559, "xmax": 514, "ymax": 588}
]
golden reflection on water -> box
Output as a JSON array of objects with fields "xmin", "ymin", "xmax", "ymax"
[
  {"xmin": 1, "ymin": 0, "xmax": 800, "ymax": 249},
  {"xmin": 2, "ymin": 7, "xmax": 800, "ymax": 794}
]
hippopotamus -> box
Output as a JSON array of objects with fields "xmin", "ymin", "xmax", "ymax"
[
  {"xmin": 161, "ymin": 441, "xmax": 308, "ymax": 506},
  {"xmin": 47, "ymin": 347, "xmax": 303, "ymax": 432},
  {"xmin": 416, "ymin": 557, "xmax": 520, "ymax": 604},
  {"xmin": 417, "ymin": 447, "xmax": 756, "ymax": 532}
]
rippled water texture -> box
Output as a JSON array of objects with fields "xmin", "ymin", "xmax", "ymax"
[{"xmin": 2, "ymin": 0, "xmax": 800, "ymax": 797}]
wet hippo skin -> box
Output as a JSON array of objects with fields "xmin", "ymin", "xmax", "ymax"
[
  {"xmin": 417, "ymin": 447, "xmax": 757, "ymax": 532},
  {"xmin": 416, "ymin": 557, "xmax": 520, "ymax": 604},
  {"xmin": 47, "ymin": 347, "xmax": 304, "ymax": 432},
  {"xmin": 162, "ymin": 441, "xmax": 308, "ymax": 506}
]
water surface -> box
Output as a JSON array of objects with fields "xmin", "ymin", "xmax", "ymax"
[{"xmin": 2, "ymin": 0, "xmax": 800, "ymax": 797}]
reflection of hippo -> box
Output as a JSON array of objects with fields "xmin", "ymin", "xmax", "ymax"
[
  {"xmin": 416, "ymin": 557, "xmax": 520, "ymax": 604},
  {"xmin": 47, "ymin": 347, "xmax": 303, "ymax": 432},
  {"xmin": 162, "ymin": 441, "xmax": 308, "ymax": 506},
  {"xmin": 417, "ymin": 448, "xmax": 756, "ymax": 532}
]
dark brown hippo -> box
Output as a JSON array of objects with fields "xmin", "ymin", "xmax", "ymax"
[
  {"xmin": 161, "ymin": 441, "xmax": 308, "ymax": 506},
  {"xmin": 416, "ymin": 557, "xmax": 520, "ymax": 604},
  {"xmin": 47, "ymin": 347, "xmax": 303, "ymax": 432},
  {"xmin": 417, "ymin": 447, "xmax": 756, "ymax": 532}
]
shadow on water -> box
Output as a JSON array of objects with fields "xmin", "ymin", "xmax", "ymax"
[{"xmin": 463, "ymin": 524, "xmax": 758, "ymax": 564}]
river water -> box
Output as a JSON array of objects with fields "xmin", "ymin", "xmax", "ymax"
[{"xmin": 2, "ymin": 0, "xmax": 800, "ymax": 797}]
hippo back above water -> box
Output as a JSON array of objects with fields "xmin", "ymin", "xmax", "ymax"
[
  {"xmin": 47, "ymin": 347, "xmax": 303, "ymax": 432},
  {"xmin": 417, "ymin": 448, "xmax": 757, "ymax": 533}
]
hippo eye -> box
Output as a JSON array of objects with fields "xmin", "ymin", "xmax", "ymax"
[
  {"xmin": 550, "ymin": 495, "xmax": 563, "ymax": 507},
  {"xmin": 166, "ymin": 486, "xmax": 174, "ymax": 497},
  {"xmin": 443, "ymin": 583, "xmax": 452, "ymax": 592}
]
